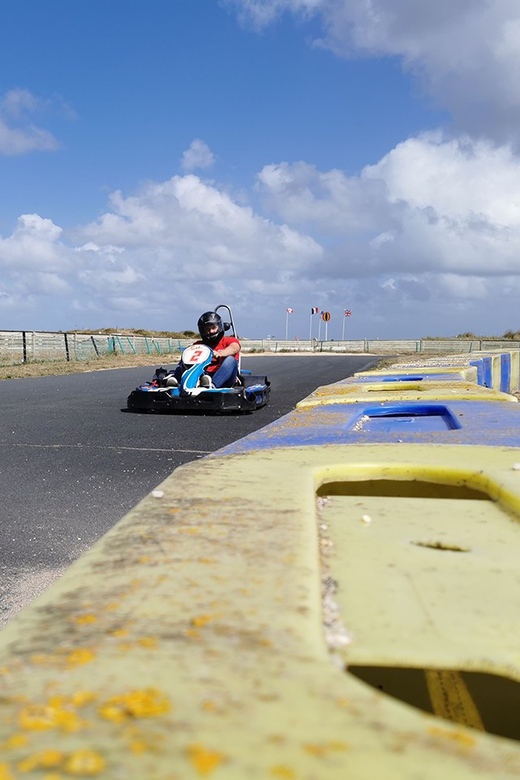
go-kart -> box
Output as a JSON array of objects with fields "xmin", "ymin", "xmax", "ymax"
[{"xmin": 126, "ymin": 305, "xmax": 270, "ymax": 414}]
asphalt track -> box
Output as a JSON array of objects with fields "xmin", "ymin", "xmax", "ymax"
[{"xmin": 0, "ymin": 354, "xmax": 379, "ymax": 625}]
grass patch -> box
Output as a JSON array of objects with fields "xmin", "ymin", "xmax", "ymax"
[{"xmin": 0, "ymin": 352, "xmax": 181, "ymax": 381}]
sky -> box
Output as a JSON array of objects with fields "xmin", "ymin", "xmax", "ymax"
[{"xmin": 1, "ymin": 0, "xmax": 520, "ymax": 340}]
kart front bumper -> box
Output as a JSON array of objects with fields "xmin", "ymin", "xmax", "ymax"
[{"xmin": 127, "ymin": 378, "xmax": 270, "ymax": 413}]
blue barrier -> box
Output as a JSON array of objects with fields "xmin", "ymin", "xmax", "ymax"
[
  {"xmin": 482, "ymin": 355, "xmax": 493, "ymax": 388},
  {"xmin": 501, "ymin": 352, "xmax": 512, "ymax": 393},
  {"xmin": 349, "ymin": 372, "xmax": 468, "ymax": 383},
  {"xmin": 219, "ymin": 398, "xmax": 520, "ymax": 452},
  {"xmin": 470, "ymin": 359, "xmax": 485, "ymax": 385}
]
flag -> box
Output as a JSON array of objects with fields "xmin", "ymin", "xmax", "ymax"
[
  {"xmin": 310, "ymin": 307, "xmax": 319, "ymax": 314},
  {"xmin": 286, "ymin": 307, "xmax": 294, "ymax": 313},
  {"xmin": 344, "ymin": 309, "xmax": 352, "ymax": 317}
]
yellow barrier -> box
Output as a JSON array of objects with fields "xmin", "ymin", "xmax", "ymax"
[
  {"xmin": 508, "ymin": 350, "xmax": 520, "ymax": 392},
  {"xmin": 1, "ymin": 444, "xmax": 520, "ymax": 777},
  {"xmin": 297, "ymin": 380, "xmax": 517, "ymax": 408},
  {"xmin": 356, "ymin": 365, "xmax": 480, "ymax": 382}
]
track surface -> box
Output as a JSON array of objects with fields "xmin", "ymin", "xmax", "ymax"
[{"xmin": 0, "ymin": 354, "xmax": 378, "ymax": 624}]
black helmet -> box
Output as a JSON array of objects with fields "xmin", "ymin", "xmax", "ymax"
[{"xmin": 197, "ymin": 311, "xmax": 224, "ymax": 346}]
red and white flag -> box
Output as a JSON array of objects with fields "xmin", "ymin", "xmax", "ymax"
[
  {"xmin": 344, "ymin": 309, "xmax": 352, "ymax": 317},
  {"xmin": 286, "ymin": 307, "xmax": 294, "ymax": 313}
]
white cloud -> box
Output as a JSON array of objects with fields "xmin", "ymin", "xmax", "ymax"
[
  {"xmin": 0, "ymin": 173, "xmax": 323, "ymax": 327},
  {"xmin": 257, "ymin": 160, "xmax": 395, "ymax": 234},
  {"xmin": 364, "ymin": 132, "xmax": 520, "ymax": 225},
  {"xmin": 225, "ymin": 0, "xmax": 323, "ymax": 28},
  {"xmin": 435, "ymin": 274, "xmax": 489, "ymax": 300},
  {"xmin": 75, "ymin": 174, "xmax": 322, "ymax": 280},
  {"xmin": 228, "ymin": 0, "xmax": 520, "ymax": 143},
  {"xmin": 1, "ymin": 89, "xmax": 40, "ymax": 117},
  {"xmin": 181, "ymin": 139, "xmax": 216, "ymax": 171},
  {"xmin": 0, "ymin": 89, "xmax": 61, "ymax": 155},
  {"xmin": 257, "ymin": 132, "xmax": 520, "ymax": 279},
  {"xmin": 3, "ymin": 131, "xmax": 520, "ymax": 336},
  {"xmin": 0, "ymin": 215, "xmax": 75, "ymax": 312},
  {"xmin": 0, "ymin": 118, "xmax": 59, "ymax": 156},
  {"xmin": 0, "ymin": 214, "xmax": 69, "ymax": 271},
  {"xmin": 27, "ymin": 272, "xmax": 72, "ymax": 295}
]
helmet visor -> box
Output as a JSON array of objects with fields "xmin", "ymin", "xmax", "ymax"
[{"xmin": 201, "ymin": 322, "xmax": 219, "ymax": 337}]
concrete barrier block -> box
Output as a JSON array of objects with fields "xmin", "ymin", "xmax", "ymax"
[
  {"xmin": 297, "ymin": 380, "xmax": 518, "ymax": 409},
  {"xmin": 219, "ymin": 400, "xmax": 520, "ymax": 451},
  {"xmin": 1, "ymin": 446, "xmax": 520, "ymax": 776},
  {"xmin": 357, "ymin": 366, "xmax": 479, "ymax": 383},
  {"xmin": 465, "ymin": 353, "xmax": 503, "ymax": 390}
]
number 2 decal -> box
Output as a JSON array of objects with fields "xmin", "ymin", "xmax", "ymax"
[{"xmin": 182, "ymin": 344, "xmax": 212, "ymax": 365}]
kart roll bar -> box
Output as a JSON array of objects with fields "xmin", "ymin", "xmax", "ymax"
[{"xmin": 215, "ymin": 303, "xmax": 242, "ymax": 372}]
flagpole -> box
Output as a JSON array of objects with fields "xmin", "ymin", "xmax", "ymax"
[
  {"xmin": 342, "ymin": 309, "xmax": 351, "ymax": 340},
  {"xmin": 309, "ymin": 313, "xmax": 312, "ymax": 341},
  {"xmin": 285, "ymin": 311, "xmax": 289, "ymax": 340}
]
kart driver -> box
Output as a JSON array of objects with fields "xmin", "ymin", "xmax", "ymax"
[{"xmin": 170, "ymin": 311, "xmax": 240, "ymax": 389}]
